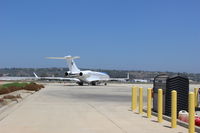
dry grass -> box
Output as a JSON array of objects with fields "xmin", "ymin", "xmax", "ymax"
[
  {"xmin": 23, "ymin": 83, "xmax": 44, "ymax": 91},
  {"xmin": 0, "ymin": 82, "xmax": 44, "ymax": 95},
  {"xmin": 3, "ymin": 94, "xmax": 22, "ymax": 99},
  {"xmin": 0, "ymin": 98, "xmax": 8, "ymax": 105},
  {"xmin": 0, "ymin": 98, "xmax": 4, "ymax": 103}
]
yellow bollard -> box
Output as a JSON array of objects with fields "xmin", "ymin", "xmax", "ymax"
[
  {"xmin": 189, "ymin": 92, "xmax": 195, "ymax": 133},
  {"xmin": 171, "ymin": 90, "xmax": 177, "ymax": 128},
  {"xmin": 194, "ymin": 88, "xmax": 198, "ymax": 108},
  {"xmin": 147, "ymin": 88, "xmax": 152, "ymax": 118},
  {"xmin": 139, "ymin": 87, "xmax": 143, "ymax": 114},
  {"xmin": 158, "ymin": 89, "xmax": 163, "ymax": 123},
  {"xmin": 132, "ymin": 87, "xmax": 137, "ymax": 111}
]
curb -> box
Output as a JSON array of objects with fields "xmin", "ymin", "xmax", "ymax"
[
  {"xmin": 0, "ymin": 101, "xmax": 17, "ymax": 114},
  {"xmin": 0, "ymin": 91, "xmax": 36, "ymax": 121}
]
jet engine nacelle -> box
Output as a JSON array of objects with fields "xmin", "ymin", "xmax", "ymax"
[
  {"xmin": 79, "ymin": 72, "xmax": 83, "ymax": 76},
  {"xmin": 65, "ymin": 71, "xmax": 83, "ymax": 77},
  {"xmin": 65, "ymin": 72, "xmax": 69, "ymax": 76}
]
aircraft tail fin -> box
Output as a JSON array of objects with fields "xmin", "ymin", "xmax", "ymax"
[{"xmin": 46, "ymin": 56, "xmax": 80, "ymax": 73}]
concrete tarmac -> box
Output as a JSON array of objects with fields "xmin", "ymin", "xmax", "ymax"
[{"xmin": 0, "ymin": 83, "xmax": 198, "ymax": 133}]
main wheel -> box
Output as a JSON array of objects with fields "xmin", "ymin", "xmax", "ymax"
[
  {"xmin": 91, "ymin": 82, "xmax": 96, "ymax": 86},
  {"xmin": 78, "ymin": 82, "xmax": 83, "ymax": 86}
]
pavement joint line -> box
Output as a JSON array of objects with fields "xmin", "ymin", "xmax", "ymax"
[{"xmin": 87, "ymin": 103, "xmax": 128, "ymax": 133}]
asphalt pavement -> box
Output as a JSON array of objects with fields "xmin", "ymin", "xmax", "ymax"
[{"xmin": 0, "ymin": 83, "xmax": 197, "ymax": 133}]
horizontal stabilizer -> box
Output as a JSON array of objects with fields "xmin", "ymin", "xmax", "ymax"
[
  {"xmin": 46, "ymin": 56, "xmax": 80, "ymax": 60},
  {"xmin": 46, "ymin": 55, "xmax": 80, "ymax": 73}
]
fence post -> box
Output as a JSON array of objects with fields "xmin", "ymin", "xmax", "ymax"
[
  {"xmin": 147, "ymin": 88, "xmax": 152, "ymax": 118},
  {"xmin": 158, "ymin": 89, "xmax": 163, "ymax": 123},
  {"xmin": 171, "ymin": 90, "xmax": 177, "ymax": 128},
  {"xmin": 139, "ymin": 87, "xmax": 143, "ymax": 114},
  {"xmin": 132, "ymin": 87, "xmax": 137, "ymax": 111},
  {"xmin": 189, "ymin": 92, "xmax": 195, "ymax": 133}
]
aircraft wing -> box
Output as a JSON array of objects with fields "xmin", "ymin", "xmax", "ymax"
[
  {"xmin": 109, "ymin": 78, "xmax": 127, "ymax": 82},
  {"xmin": 0, "ymin": 76, "xmax": 79, "ymax": 82},
  {"xmin": 37, "ymin": 77, "xmax": 80, "ymax": 82},
  {"xmin": 109, "ymin": 73, "xmax": 130, "ymax": 82},
  {"xmin": 33, "ymin": 73, "xmax": 80, "ymax": 82}
]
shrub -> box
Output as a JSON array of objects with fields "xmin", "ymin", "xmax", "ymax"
[
  {"xmin": 23, "ymin": 83, "xmax": 44, "ymax": 91},
  {"xmin": 0, "ymin": 82, "xmax": 44, "ymax": 95}
]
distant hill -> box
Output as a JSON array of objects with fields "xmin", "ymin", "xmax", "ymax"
[{"xmin": 0, "ymin": 68, "xmax": 200, "ymax": 83}]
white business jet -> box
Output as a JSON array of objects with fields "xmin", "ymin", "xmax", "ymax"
[{"xmin": 46, "ymin": 55, "xmax": 129, "ymax": 86}]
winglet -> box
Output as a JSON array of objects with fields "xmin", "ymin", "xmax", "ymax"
[
  {"xmin": 33, "ymin": 72, "xmax": 39, "ymax": 78},
  {"xmin": 127, "ymin": 73, "xmax": 130, "ymax": 79}
]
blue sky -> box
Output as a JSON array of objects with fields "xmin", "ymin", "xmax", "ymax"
[{"xmin": 0, "ymin": 0, "xmax": 200, "ymax": 73}]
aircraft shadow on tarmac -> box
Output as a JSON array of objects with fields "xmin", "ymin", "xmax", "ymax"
[
  {"xmin": 47, "ymin": 91, "xmax": 131, "ymax": 103},
  {"xmin": 69, "ymin": 93, "xmax": 131, "ymax": 102}
]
